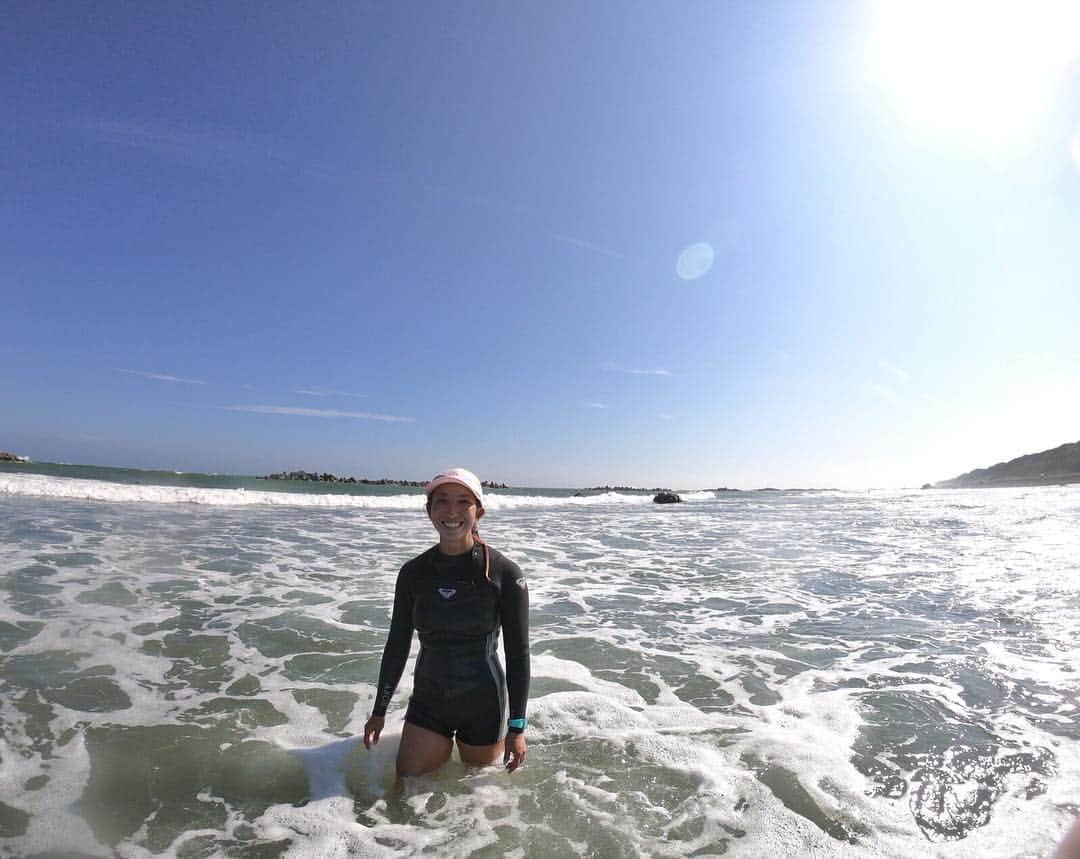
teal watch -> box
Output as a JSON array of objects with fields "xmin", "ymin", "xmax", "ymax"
[{"xmin": 507, "ymin": 717, "xmax": 527, "ymax": 733}]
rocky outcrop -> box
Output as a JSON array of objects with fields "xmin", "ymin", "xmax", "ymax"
[
  {"xmin": 653, "ymin": 491, "xmax": 682, "ymax": 504},
  {"xmin": 0, "ymin": 451, "xmax": 30, "ymax": 462},
  {"xmin": 583, "ymin": 484, "xmax": 674, "ymax": 493},
  {"xmin": 258, "ymin": 470, "xmax": 508, "ymax": 488}
]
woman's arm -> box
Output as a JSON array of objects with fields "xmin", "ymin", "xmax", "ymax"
[
  {"xmin": 499, "ymin": 558, "xmax": 530, "ymax": 722},
  {"xmin": 364, "ymin": 566, "xmax": 414, "ymax": 748},
  {"xmin": 499, "ymin": 557, "xmax": 530, "ymax": 770}
]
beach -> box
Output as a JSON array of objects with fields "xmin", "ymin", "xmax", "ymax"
[{"xmin": 1, "ymin": 465, "xmax": 1079, "ymax": 857}]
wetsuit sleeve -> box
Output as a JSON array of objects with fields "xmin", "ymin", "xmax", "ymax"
[
  {"xmin": 499, "ymin": 558, "xmax": 531, "ymax": 722},
  {"xmin": 372, "ymin": 565, "xmax": 414, "ymax": 717}
]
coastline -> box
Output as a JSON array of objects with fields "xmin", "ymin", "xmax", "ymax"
[
  {"xmin": 258, "ymin": 469, "xmax": 508, "ymax": 489},
  {"xmin": 9, "ymin": 453, "xmax": 1080, "ymax": 495},
  {"xmin": 2, "ymin": 457, "xmax": 853, "ymax": 495},
  {"xmin": 933, "ymin": 439, "xmax": 1080, "ymax": 489},
  {"xmin": 935, "ymin": 472, "xmax": 1080, "ymax": 489}
]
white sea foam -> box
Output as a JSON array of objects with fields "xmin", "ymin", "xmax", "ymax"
[
  {"xmin": 0, "ymin": 473, "xmax": 427, "ymax": 508},
  {"xmin": 0, "ymin": 473, "xmax": 662, "ymax": 510}
]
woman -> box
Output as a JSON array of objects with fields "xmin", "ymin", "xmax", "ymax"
[{"xmin": 363, "ymin": 468, "xmax": 530, "ymax": 776}]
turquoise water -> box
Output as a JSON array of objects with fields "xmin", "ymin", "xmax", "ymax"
[{"xmin": 1, "ymin": 467, "xmax": 1079, "ymax": 856}]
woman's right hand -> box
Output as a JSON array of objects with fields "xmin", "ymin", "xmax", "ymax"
[{"xmin": 363, "ymin": 715, "xmax": 385, "ymax": 749}]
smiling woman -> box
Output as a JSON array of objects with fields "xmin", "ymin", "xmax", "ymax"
[
  {"xmin": 865, "ymin": 0, "xmax": 1080, "ymax": 148},
  {"xmin": 362, "ymin": 468, "xmax": 531, "ymax": 779}
]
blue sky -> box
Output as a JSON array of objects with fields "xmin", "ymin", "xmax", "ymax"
[{"xmin": 5, "ymin": 1, "xmax": 1080, "ymax": 489}]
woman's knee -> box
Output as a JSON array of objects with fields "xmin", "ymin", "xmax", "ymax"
[{"xmin": 456, "ymin": 738, "xmax": 503, "ymax": 767}]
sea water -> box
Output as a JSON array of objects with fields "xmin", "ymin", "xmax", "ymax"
[{"xmin": 1, "ymin": 467, "xmax": 1078, "ymax": 858}]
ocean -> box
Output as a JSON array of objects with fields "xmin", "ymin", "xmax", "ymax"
[{"xmin": 1, "ymin": 464, "xmax": 1078, "ymax": 858}]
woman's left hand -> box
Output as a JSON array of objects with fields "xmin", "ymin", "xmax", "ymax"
[{"xmin": 504, "ymin": 732, "xmax": 526, "ymax": 772}]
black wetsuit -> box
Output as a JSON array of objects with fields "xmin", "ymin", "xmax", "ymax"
[{"xmin": 372, "ymin": 543, "xmax": 530, "ymax": 745}]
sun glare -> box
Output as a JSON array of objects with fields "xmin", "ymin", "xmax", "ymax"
[{"xmin": 867, "ymin": 0, "xmax": 1080, "ymax": 149}]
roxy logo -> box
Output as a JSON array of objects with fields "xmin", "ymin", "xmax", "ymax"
[{"xmin": 438, "ymin": 587, "xmax": 456, "ymax": 600}]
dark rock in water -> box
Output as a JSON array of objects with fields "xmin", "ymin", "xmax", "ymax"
[
  {"xmin": 0, "ymin": 451, "xmax": 30, "ymax": 462},
  {"xmin": 653, "ymin": 491, "xmax": 682, "ymax": 504},
  {"xmin": 921, "ymin": 483, "xmax": 933, "ymax": 490}
]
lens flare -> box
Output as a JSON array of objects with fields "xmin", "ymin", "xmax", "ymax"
[{"xmin": 675, "ymin": 242, "xmax": 714, "ymax": 280}]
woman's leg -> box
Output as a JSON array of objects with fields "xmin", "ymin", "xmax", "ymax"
[
  {"xmin": 397, "ymin": 722, "xmax": 453, "ymax": 777},
  {"xmin": 455, "ymin": 667, "xmax": 506, "ymax": 767},
  {"xmin": 456, "ymin": 737, "xmax": 504, "ymax": 767}
]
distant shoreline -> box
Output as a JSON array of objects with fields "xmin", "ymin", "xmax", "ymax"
[
  {"xmin": 258, "ymin": 470, "xmax": 509, "ymax": 489},
  {"xmin": 0, "ymin": 459, "xmax": 851, "ymax": 493},
  {"xmin": 579, "ymin": 484, "xmax": 680, "ymax": 494},
  {"xmin": 11, "ymin": 453, "xmax": 1080, "ymax": 493}
]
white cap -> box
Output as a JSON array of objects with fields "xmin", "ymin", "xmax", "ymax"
[{"xmin": 424, "ymin": 467, "xmax": 484, "ymax": 505}]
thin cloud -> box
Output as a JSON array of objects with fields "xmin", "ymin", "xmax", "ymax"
[
  {"xmin": 603, "ymin": 361, "xmax": 673, "ymax": 376},
  {"xmin": 226, "ymin": 404, "xmax": 415, "ymax": 423},
  {"xmin": 585, "ymin": 402, "xmax": 609, "ymax": 409},
  {"xmin": 80, "ymin": 118, "xmax": 291, "ymax": 168},
  {"xmin": 295, "ymin": 389, "xmax": 367, "ymax": 399},
  {"xmin": 435, "ymin": 184, "xmax": 626, "ymax": 261},
  {"xmin": 350, "ymin": 172, "xmax": 627, "ymax": 262},
  {"xmin": 550, "ymin": 232, "xmax": 625, "ymax": 260},
  {"xmin": 660, "ymin": 414, "xmax": 675, "ymax": 421},
  {"xmin": 118, "ymin": 369, "xmax": 206, "ymax": 385}
]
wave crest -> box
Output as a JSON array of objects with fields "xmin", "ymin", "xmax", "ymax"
[{"xmin": 0, "ymin": 474, "xmax": 664, "ymax": 510}]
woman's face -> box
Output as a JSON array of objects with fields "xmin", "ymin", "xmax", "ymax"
[{"xmin": 427, "ymin": 483, "xmax": 483, "ymax": 544}]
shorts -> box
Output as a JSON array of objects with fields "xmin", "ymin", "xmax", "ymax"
[{"xmin": 405, "ymin": 652, "xmax": 506, "ymax": 746}]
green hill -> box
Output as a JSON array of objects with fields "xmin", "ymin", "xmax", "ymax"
[{"xmin": 936, "ymin": 440, "xmax": 1080, "ymax": 488}]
